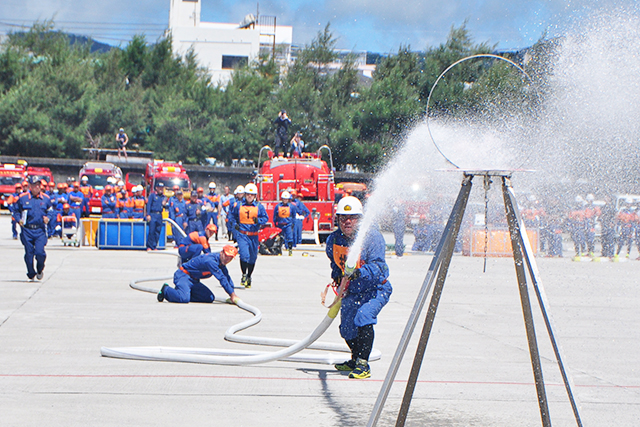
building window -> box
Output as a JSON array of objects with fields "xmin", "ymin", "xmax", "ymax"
[{"xmin": 222, "ymin": 55, "xmax": 248, "ymax": 69}]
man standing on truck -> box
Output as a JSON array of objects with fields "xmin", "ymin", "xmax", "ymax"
[
  {"xmin": 115, "ymin": 128, "xmax": 128, "ymax": 160},
  {"xmin": 231, "ymin": 183, "xmax": 268, "ymax": 288},
  {"xmin": 146, "ymin": 182, "xmax": 167, "ymax": 251},
  {"xmin": 273, "ymin": 109, "xmax": 291, "ymax": 157},
  {"xmin": 16, "ymin": 176, "xmax": 53, "ymax": 281}
]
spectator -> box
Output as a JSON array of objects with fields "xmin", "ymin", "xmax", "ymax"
[
  {"xmin": 273, "ymin": 109, "xmax": 291, "ymax": 156},
  {"xmin": 115, "ymin": 128, "xmax": 128, "ymax": 160}
]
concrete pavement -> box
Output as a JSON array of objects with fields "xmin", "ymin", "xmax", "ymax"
[{"xmin": 0, "ymin": 214, "xmax": 637, "ymax": 426}]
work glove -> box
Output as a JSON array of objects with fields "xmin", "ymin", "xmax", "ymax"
[
  {"xmin": 253, "ymin": 217, "xmax": 258, "ymax": 224},
  {"xmin": 349, "ymin": 268, "xmax": 361, "ymax": 280}
]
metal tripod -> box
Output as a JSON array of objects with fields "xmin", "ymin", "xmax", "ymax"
[{"xmin": 366, "ymin": 171, "xmax": 584, "ymax": 427}]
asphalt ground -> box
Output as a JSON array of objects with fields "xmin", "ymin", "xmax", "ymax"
[{"xmin": 0, "ymin": 214, "xmax": 637, "ymax": 426}]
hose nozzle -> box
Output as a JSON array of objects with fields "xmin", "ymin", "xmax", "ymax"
[{"xmin": 344, "ymin": 261, "xmax": 357, "ymax": 278}]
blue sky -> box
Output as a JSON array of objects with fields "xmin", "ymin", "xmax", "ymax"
[{"xmin": 0, "ymin": 0, "xmax": 638, "ymax": 53}]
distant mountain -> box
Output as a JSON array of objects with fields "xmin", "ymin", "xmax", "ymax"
[{"xmin": 67, "ymin": 34, "xmax": 113, "ymax": 53}]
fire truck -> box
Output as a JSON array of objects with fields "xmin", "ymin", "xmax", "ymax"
[
  {"xmin": 142, "ymin": 160, "xmax": 191, "ymax": 197},
  {"xmin": 78, "ymin": 162, "xmax": 123, "ymax": 215},
  {"xmin": 0, "ymin": 161, "xmax": 27, "ymax": 209},
  {"xmin": 26, "ymin": 166, "xmax": 54, "ymax": 187},
  {"xmin": 256, "ymin": 145, "xmax": 336, "ymax": 242}
]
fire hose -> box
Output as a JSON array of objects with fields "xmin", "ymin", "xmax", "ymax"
[{"xmin": 100, "ymin": 257, "xmax": 381, "ymax": 365}]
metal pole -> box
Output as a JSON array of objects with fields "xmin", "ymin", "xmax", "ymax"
[
  {"xmin": 502, "ymin": 177, "xmax": 552, "ymax": 427},
  {"xmin": 503, "ymin": 179, "xmax": 584, "ymax": 427},
  {"xmin": 366, "ymin": 174, "xmax": 474, "ymax": 427},
  {"xmin": 395, "ymin": 174, "xmax": 473, "ymax": 427}
]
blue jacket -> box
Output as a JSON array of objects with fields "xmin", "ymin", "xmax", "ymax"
[
  {"xmin": 146, "ymin": 192, "xmax": 166, "ymax": 216},
  {"xmin": 293, "ymin": 200, "xmax": 310, "ymax": 220},
  {"xmin": 326, "ymin": 227, "xmax": 391, "ymax": 297},
  {"xmin": 273, "ymin": 202, "xmax": 296, "ymax": 228},
  {"xmin": 16, "ymin": 191, "xmax": 53, "ymax": 228},
  {"xmin": 101, "ymin": 193, "xmax": 117, "ymax": 215},
  {"xmin": 180, "ymin": 252, "xmax": 234, "ymax": 296},
  {"xmin": 231, "ymin": 199, "xmax": 268, "ymax": 233}
]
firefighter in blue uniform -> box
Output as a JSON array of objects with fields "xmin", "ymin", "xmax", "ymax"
[
  {"xmin": 291, "ymin": 192, "xmax": 310, "ymax": 247},
  {"xmin": 131, "ymin": 186, "xmax": 146, "ymax": 219},
  {"xmin": 327, "ymin": 196, "xmax": 392, "ymax": 379},
  {"xmin": 169, "ymin": 189, "xmax": 188, "ymax": 233},
  {"xmin": 157, "ymin": 245, "xmax": 239, "ymax": 304},
  {"xmin": 204, "ymin": 182, "xmax": 220, "ymax": 240},
  {"xmin": 177, "ymin": 223, "xmax": 217, "ymax": 263},
  {"xmin": 101, "ymin": 185, "xmax": 118, "ymax": 218},
  {"xmin": 16, "ymin": 176, "xmax": 53, "ymax": 281},
  {"xmin": 231, "ymin": 183, "xmax": 268, "ymax": 288},
  {"xmin": 185, "ymin": 190, "xmax": 204, "ymax": 233},
  {"xmin": 8, "ymin": 182, "xmax": 23, "ymax": 239},
  {"xmin": 146, "ymin": 182, "xmax": 167, "ymax": 251},
  {"xmin": 227, "ymin": 185, "xmax": 244, "ymax": 242},
  {"xmin": 67, "ymin": 182, "xmax": 84, "ymax": 220},
  {"xmin": 273, "ymin": 190, "xmax": 297, "ymax": 256}
]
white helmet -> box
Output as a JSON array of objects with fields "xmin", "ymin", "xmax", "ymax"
[
  {"xmin": 244, "ymin": 183, "xmax": 258, "ymax": 195},
  {"xmin": 107, "ymin": 176, "xmax": 116, "ymax": 184},
  {"xmin": 208, "ymin": 182, "xmax": 216, "ymax": 189},
  {"xmin": 234, "ymin": 185, "xmax": 245, "ymax": 195},
  {"xmin": 336, "ymin": 196, "xmax": 363, "ymax": 215},
  {"xmin": 281, "ymin": 190, "xmax": 292, "ymax": 199},
  {"xmin": 136, "ymin": 185, "xmax": 144, "ymax": 192},
  {"xmin": 117, "ymin": 180, "xmax": 124, "ymax": 187},
  {"xmin": 81, "ymin": 176, "xmax": 88, "ymax": 182},
  {"xmin": 131, "ymin": 186, "xmax": 139, "ymax": 193}
]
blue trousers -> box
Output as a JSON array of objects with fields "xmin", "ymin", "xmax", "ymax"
[
  {"xmin": 207, "ymin": 211, "xmax": 218, "ymax": 231},
  {"xmin": 280, "ymin": 224, "xmax": 293, "ymax": 250},
  {"xmin": 178, "ymin": 244, "xmax": 203, "ymax": 263},
  {"xmin": 11, "ymin": 216, "xmax": 18, "ymax": 238},
  {"xmin": 340, "ymin": 284, "xmax": 392, "ymax": 341},
  {"xmin": 237, "ymin": 232, "xmax": 259, "ymax": 264},
  {"xmin": 294, "ymin": 219, "xmax": 303, "ymax": 246},
  {"xmin": 165, "ymin": 270, "xmax": 215, "ymax": 303},
  {"xmin": 186, "ymin": 219, "xmax": 203, "ymax": 234},
  {"xmin": 147, "ymin": 213, "xmax": 163, "ymax": 250},
  {"xmin": 21, "ymin": 226, "xmax": 47, "ymax": 279}
]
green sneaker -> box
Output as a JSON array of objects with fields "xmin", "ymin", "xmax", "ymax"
[
  {"xmin": 245, "ymin": 276, "xmax": 252, "ymax": 289},
  {"xmin": 241, "ymin": 275, "xmax": 248, "ymax": 288},
  {"xmin": 334, "ymin": 359, "xmax": 356, "ymax": 371},
  {"xmin": 349, "ymin": 359, "xmax": 371, "ymax": 379},
  {"xmin": 157, "ymin": 284, "xmax": 168, "ymax": 302}
]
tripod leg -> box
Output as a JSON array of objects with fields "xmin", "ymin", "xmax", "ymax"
[
  {"xmin": 503, "ymin": 177, "xmax": 552, "ymax": 427},
  {"xmin": 395, "ymin": 176, "xmax": 473, "ymax": 427},
  {"xmin": 503, "ymin": 179, "xmax": 584, "ymax": 427},
  {"xmin": 366, "ymin": 174, "xmax": 474, "ymax": 427}
]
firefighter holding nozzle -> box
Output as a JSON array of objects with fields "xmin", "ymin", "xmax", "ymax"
[{"xmin": 326, "ymin": 196, "xmax": 392, "ymax": 379}]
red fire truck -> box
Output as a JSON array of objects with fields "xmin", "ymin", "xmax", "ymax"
[
  {"xmin": 0, "ymin": 161, "xmax": 27, "ymax": 209},
  {"xmin": 78, "ymin": 162, "xmax": 123, "ymax": 215},
  {"xmin": 26, "ymin": 166, "xmax": 54, "ymax": 187},
  {"xmin": 256, "ymin": 145, "xmax": 336, "ymax": 242},
  {"xmin": 143, "ymin": 160, "xmax": 191, "ymax": 197}
]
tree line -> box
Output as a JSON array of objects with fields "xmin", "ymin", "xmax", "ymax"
[{"xmin": 0, "ymin": 21, "xmax": 554, "ymax": 171}]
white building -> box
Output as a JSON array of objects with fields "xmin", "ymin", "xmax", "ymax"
[{"xmin": 168, "ymin": 0, "xmax": 293, "ymax": 86}]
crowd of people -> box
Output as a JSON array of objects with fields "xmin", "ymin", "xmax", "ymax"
[{"xmin": 406, "ymin": 193, "xmax": 640, "ymax": 261}]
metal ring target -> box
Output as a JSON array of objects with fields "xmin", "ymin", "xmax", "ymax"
[{"xmin": 425, "ymin": 54, "xmax": 538, "ymax": 169}]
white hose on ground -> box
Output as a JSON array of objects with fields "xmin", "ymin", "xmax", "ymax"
[{"xmin": 102, "ymin": 274, "xmax": 382, "ymax": 365}]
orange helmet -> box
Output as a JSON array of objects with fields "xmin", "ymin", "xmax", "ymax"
[
  {"xmin": 15, "ymin": 183, "xmax": 22, "ymax": 189},
  {"xmin": 48, "ymin": 182, "xmax": 56, "ymax": 187},
  {"xmin": 206, "ymin": 223, "xmax": 217, "ymax": 233},
  {"xmin": 105, "ymin": 185, "xmax": 113, "ymax": 191},
  {"xmin": 222, "ymin": 245, "xmax": 238, "ymax": 258},
  {"xmin": 197, "ymin": 187, "xmax": 204, "ymax": 193},
  {"xmin": 73, "ymin": 182, "xmax": 80, "ymax": 188},
  {"xmin": 57, "ymin": 183, "xmax": 65, "ymax": 190},
  {"xmin": 63, "ymin": 203, "xmax": 70, "ymax": 209},
  {"xmin": 40, "ymin": 179, "xmax": 47, "ymax": 187}
]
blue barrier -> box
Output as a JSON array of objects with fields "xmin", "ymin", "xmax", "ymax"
[{"xmin": 97, "ymin": 220, "xmax": 166, "ymax": 250}]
